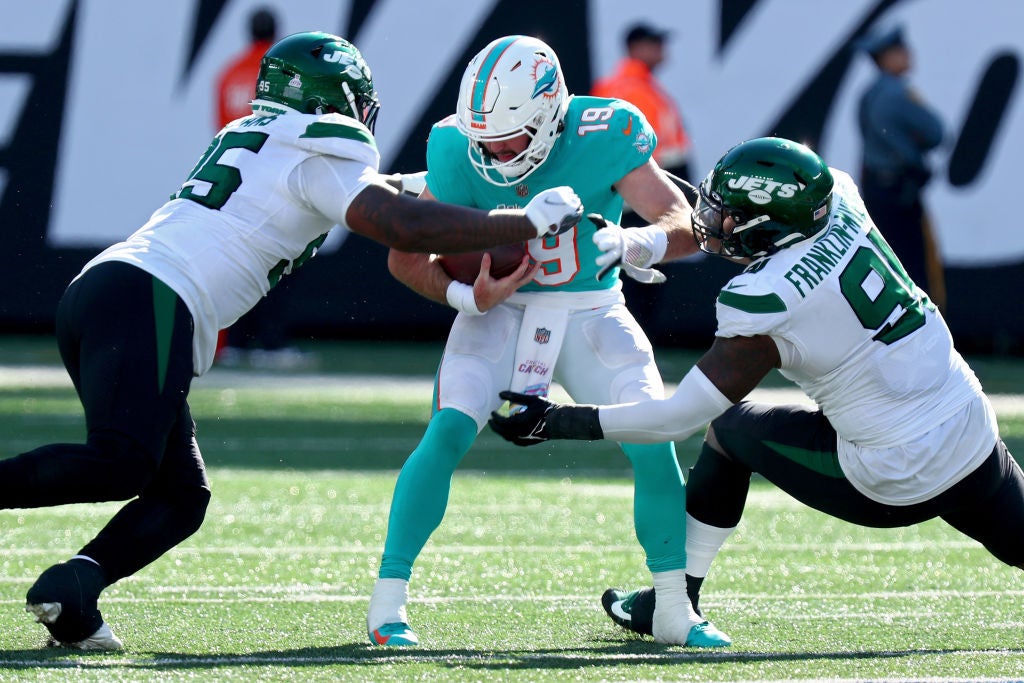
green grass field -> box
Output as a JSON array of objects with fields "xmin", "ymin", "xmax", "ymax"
[{"xmin": 1, "ymin": 337, "xmax": 1022, "ymax": 681}]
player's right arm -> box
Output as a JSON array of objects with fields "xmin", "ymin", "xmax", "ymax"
[
  {"xmin": 347, "ymin": 181, "xmax": 556, "ymax": 254},
  {"xmin": 289, "ymin": 155, "xmax": 580, "ymax": 254},
  {"xmin": 490, "ymin": 333, "xmax": 779, "ymax": 446},
  {"xmin": 596, "ymin": 333, "xmax": 779, "ymax": 442},
  {"xmin": 387, "ymin": 186, "xmax": 450, "ymax": 306},
  {"xmin": 387, "ymin": 187, "xmax": 537, "ymax": 313}
]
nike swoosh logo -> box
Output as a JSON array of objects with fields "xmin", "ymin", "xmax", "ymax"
[
  {"xmin": 609, "ymin": 600, "xmax": 632, "ymax": 622},
  {"xmin": 724, "ymin": 282, "xmax": 746, "ymax": 290},
  {"xmin": 622, "ymin": 118, "xmax": 633, "ymax": 136}
]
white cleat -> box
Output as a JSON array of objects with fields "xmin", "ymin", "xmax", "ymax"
[
  {"xmin": 61, "ymin": 621, "xmax": 124, "ymax": 651},
  {"xmin": 27, "ymin": 602, "xmax": 123, "ymax": 651},
  {"xmin": 26, "ymin": 601, "xmax": 62, "ymax": 625}
]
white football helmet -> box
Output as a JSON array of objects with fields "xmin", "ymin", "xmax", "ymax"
[{"xmin": 456, "ymin": 35, "xmax": 568, "ymax": 186}]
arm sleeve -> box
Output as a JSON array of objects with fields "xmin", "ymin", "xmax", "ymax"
[
  {"xmin": 288, "ymin": 154, "xmax": 377, "ymax": 226},
  {"xmin": 598, "ymin": 366, "xmax": 733, "ymax": 443}
]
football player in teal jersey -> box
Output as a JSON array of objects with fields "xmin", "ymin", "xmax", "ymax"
[
  {"xmin": 491, "ymin": 137, "xmax": 1024, "ymax": 645},
  {"xmin": 0, "ymin": 31, "xmax": 582, "ymax": 651},
  {"xmin": 369, "ymin": 35, "xmax": 730, "ymax": 648}
]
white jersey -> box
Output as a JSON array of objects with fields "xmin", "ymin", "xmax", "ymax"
[
  {"xmin": 716, "ymin": 170, "xmax": 997, "ymax": 504},
  {"xmin": 81, "ymin": 110, "xmax": 379, "ymax": 375}
]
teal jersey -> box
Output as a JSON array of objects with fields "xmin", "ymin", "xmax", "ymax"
[{"xmin": 426, "ymin": 95, "xmax": 656, "ymax": 292}]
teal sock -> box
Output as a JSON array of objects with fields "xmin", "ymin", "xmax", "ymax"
[
  {"xmin": 621, "ymin": 441, "xmax": 687, "ymax": 574},
  {"xmin": 379, "ymin": 409, "xmax": 478, "ymax": 580}
]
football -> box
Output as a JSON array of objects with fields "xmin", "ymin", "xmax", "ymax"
[{"xmin": 437, "ymin": 243, "xmax": 529, "ymax": 284}]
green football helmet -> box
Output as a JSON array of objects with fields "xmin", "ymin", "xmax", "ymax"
[
  {"xmin": 253, "ymin": 31, "xmax": 380, "ymax": 131},
  {"xmin": 692, "ymin": 137, "xmax": 834, "ymax": 259}
]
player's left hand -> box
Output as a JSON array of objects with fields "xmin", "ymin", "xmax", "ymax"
[
  {"xmin": 489, "ymin": 392, "xmax": 556, "ymax": 446},
  {"xmin": 471, "ymin": 253, "xmax": 539, "ymax": 312},
  {"xmin": 590, "ymin": 214, "xmax": 667, "ymax": 284}
]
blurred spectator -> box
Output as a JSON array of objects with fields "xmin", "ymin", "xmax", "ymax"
[
  {"xmin": 214, "ymin": 7, "xmax": 314, "ymax": 369},
  {"xmin": 592, "ymin": 22, "xmax": 693, "ymax": 184},
  {"xmin": 856, "ymin": 24, "xmax": 946, "ymax": 308},
  {"xmin": 592, "ymin": 22, "xmax": 698, "ymax": 331},
  {"xmin": 216, "ymin": 7, "xmax": 277, "ymax": 127}
]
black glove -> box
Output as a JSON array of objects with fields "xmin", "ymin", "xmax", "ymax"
[{"xmin": 488, "ymin": 391, "xmax": 604, "ymax": 447}]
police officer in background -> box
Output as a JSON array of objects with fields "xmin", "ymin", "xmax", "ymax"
[{"xmin": 856, "ymin": 25, "xmax": 945, "ymax": 305}]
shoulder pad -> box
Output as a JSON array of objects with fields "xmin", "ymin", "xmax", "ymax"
[{"xmin": 262, "ymin": 112, "xmax": 379, "ymax": 169}]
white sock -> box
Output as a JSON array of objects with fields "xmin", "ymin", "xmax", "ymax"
[
  {"xmin": 367, "ymin": 578, "xmax": 409, "ymax": 632},
  {"xmin": 684, "ymin": 513, "xmax": 735, "ymax": 578},
  {"xmin": 651, "ymin": 568, "xmax": 703, "ymax": 644}
]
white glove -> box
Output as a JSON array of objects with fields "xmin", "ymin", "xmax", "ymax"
[
  {"xmin": 384, "ymin": 171, "xmax": 427, "ymax": 196},
  {"xmin": 590, "ymin": 213, "xmax": 668, "ymax": 284},
  {"xmin": 524, "ymin": 187, "xmax": 583, "ymax": 238}
]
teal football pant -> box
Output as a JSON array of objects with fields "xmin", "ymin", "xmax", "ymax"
[{"xmin": 378, "ymin": 407, "xmax": 687, "ymax": 580}]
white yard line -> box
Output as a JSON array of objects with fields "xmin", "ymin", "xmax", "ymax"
[
  {"xmin": 4, "ymin": 652, "xmax": 1018, "ymax": 677},
  {"xmin": 1, "ymin": 590, "xmax": 1021, "ymax": 604},
  {"xmin": 3, "ymin": 364, "xmax": 1023, "ymax": 415}
]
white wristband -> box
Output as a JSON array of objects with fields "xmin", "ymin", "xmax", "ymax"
[
  {"xmin": 650, "ymin": 226, "xmax": 669, "ymax": 264},
  {"xmin": 445, "ymin": 281, "xmax": 484, "ymax": 316}
]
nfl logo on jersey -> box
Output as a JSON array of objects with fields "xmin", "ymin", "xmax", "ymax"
[{"xmin": 534, "ymin": 327, "xmax": 551, "ymax": 344}]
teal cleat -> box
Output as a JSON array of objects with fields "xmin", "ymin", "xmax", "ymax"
[
  {"xmin": 369, "ymin": 622, "xmax": 419, "ymax": 646},
  {"xmin": 684, "ymin": 620, "xmax": 731, "ymax": 648}
]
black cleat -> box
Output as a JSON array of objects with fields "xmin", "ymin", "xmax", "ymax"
[
  {"xmin": 25, "ymin": 559, "xmax": 121, "ymax": 649},
  {"xmin": 601, "ymin": 587, "xmax": 655, "ymax": 636}
]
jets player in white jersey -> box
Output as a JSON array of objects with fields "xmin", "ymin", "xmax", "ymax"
[
  {"xmin": 1, "ymin": 31, "xmax": 582, "ymax": 651},
  {"xmin": 491, "ymin": 137, "xmax": 1024, "ymax": 644}
]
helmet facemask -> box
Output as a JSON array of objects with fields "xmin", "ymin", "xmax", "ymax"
[
  {"xmin": 692, "ymin": 177, "xmax": 772, "ymax": 259},
  {"xmin": 465, "ymin": 116, "xmax": 563, "ymax": 185},
  {"xmin": 693, "ymin": 138, "xmax": 835, "ymax": 260},
  {"xmin": 455, "ymin": 36, "xmax": 568, "ymax": 187},
  {"xmin": 339, "ymin": 78, "xmax": 380, "ymax": 132}
]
